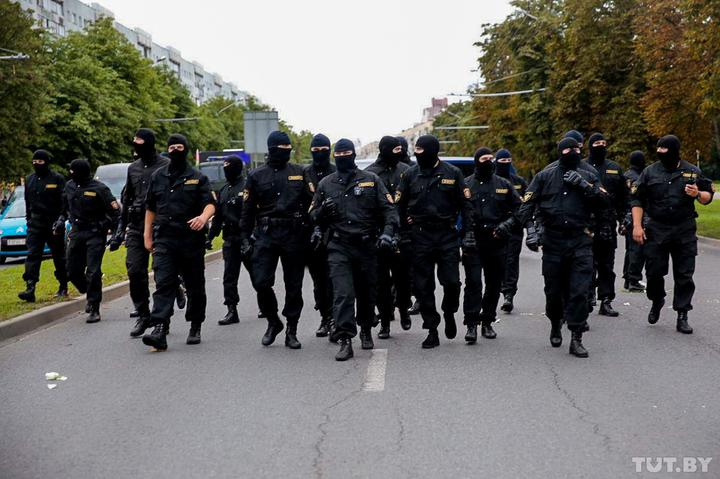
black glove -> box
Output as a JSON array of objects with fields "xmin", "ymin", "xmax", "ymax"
[
  {"xmin": 525, "ymin": 224, "xmax": 540, "ymax": 252},
  {"xmin": 618, "ymin": 213, "xmax": 632, "ymax": 235},
  {"xmin": 377, "ymin": 233, "xmax": 395, "ymax": 252},
  {"xmin": 462, "ymin": 230, "xmax": 477, "ymax": 251},
  {"xmin": 52, "ymin": 217, "xmax": 66, "ymax": 236},
  {"xmin": 494, "ymin": 219, "xmax": 515, "ymax": 240},
  {"xmin": 563, "ymin": 170, "xmax": 592, "ymax": 191},
  {"xmin": 310, "ymin": 226, "xmax": 324, "ymax": 251},
  {"xmin": 321, "ymin": 197, "xmax": 340, "ymax": 221},
  {"xmin": 240, "ymin": 238, "xmax": 253, "ymax": 260}
]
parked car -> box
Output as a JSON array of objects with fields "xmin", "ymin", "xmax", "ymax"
[
  {"xmin": 198, "ymin": 161, "xmax": 227, "ymax": 193},
  {"xmin": 94, "ymin": 163, "xmax": 130, "ymax": 203}
]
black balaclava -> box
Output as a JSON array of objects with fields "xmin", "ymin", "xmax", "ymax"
[
  {"xmin": 267, "ymin": 130, "xmax": 292, "ymax": 168},
  {"xmin": 167, "ymin": 133, "xmax": 189, "ymax": 174},
  {"xmin": 133, "ymin": 128, "xmax": 157, "ymax": 163},
  {"xmin": 379, "ymin": 136, "xmax": 401, "ymax": 167},
  {"xmin": 494, "ymin": 148, "xmax": 512, "ymax": 178},
  {"xmin": 310, "ymin": 133, "xmax": 331, "ymax": 170},
  {"xmin": 587, "ymin": 132, "xmax": 607, "ymax": 167},
  {"xmin": 223, "ymin": 155, "xmax": 244, "ymax": 185},
  {"xmin": 415, "ymin": 135, "xmax": 440, "ymax": 171},
  {"xmin": 657, "ymin": 135, "xmax": 681, "ymax": 170},
  {"xmin": 564, "ymin": 130, "xmax": 584, "ymax": 147},
  {"xmin": 629, "ymin": 150, "xmax": 646, "ymax": 171},
  {"xmin": 396, "ymin": 136, "xmax": 411, "ymax": 164},
  {"xmin": 32, "ymin": 149, "xmax": 52, "ymax": 176},
  {"xmin": 333, "ymin": 138, "xmax": 357, "ymax": 175},
  {"xmin": 474, "ymin": 147, "xmax": 495, "ymax": 179},
  {"xmin": 558, "ymin": 137, "xmax": 581, "ymax": 170},
  {"xmin": 69, "ymin": 159, "xmax": 91, "ymax": 185}
]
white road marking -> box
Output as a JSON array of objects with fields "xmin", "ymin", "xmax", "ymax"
[{"xmin": 362, "ymin": 349, "xmax": 387, "ymax": 392}]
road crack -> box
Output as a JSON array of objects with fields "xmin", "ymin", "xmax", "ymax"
[{"xmin": 545, "ymin": 360, "xmax": 613, "ymax": 454}]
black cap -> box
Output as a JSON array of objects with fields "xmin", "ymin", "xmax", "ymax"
[
  {"xmin": 564, "ymin": 130, "xmax": 584, "ymax": 145},
  {"xmin": 167, "ymin": 133, "xmax": 188, "ymax": 150},
  {"xmin": 32, "ymin": 149, "xmax": 52, "ymax": 163},
  {"xmin": 558, "ymin": 137, "xmax": 579, "ymax": 153},
  {"xmin": 334, "ymin": 138, "xmax": 356, "ymax": 155},
  {"xmin": 267, "ymin": 131, "xmax": 291, "ymax": 149},
  {"xmin": 474, "ymin": 147, "xmax": 494, "ymax": 162},
  {"xmin": 310, "ymin": 133, "xmax": 331, "ymax": 149}
]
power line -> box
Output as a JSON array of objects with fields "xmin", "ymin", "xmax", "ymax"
[{"xmin": 448, "ymin": 88, "xmax": 547, "ymax": 98}]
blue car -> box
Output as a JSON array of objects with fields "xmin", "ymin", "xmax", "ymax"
[{"xmin": 0, "ymin": 187, "xmax": 69, "ymax": 264}]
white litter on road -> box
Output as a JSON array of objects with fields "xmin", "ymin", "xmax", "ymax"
[
  {"xmin": 47, "ymin": 384, "xmax": 57, "ymax": 390},
  {"xmin": 362, "ymin": 349, "xmax": 388, "ymax": 392}
]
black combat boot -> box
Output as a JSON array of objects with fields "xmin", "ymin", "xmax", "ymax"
[
  {"xmin": 360, "ymin": 328, "xmax": 374, "ymax": 350},
  {"xmin": 142, "ymin": 322, "xmax": 168, "ymax": 351},
  {"xmin": 422, "ymin": 329, "xmax": 440, "ymax": 349},
  {"xmin": 501, "ymin": 293, "xmax": 514, "ymax": 313},
  {"xmin": 444, "ymin": 313, "xmax": 457, "ymax": 339},
  {"xmin": 550, "ymin": 322, "xmax": 563, "ymax": 348},
  {"xmin": 130, "ymin": 312, "xmax": 150, "ymax": 338},
  {"xmin": 18, "ymin": 281, "xmax": 36, "ymax": 303},
  {"xmin": 378, "ymin": 317, "xmax": 391, "ymax": 339},
  {"xmin": 481, "ymin": 320, "xmax": 497, "ymax": 339},
  {"xmin": 86, "ymin": 304, "xmax": 101, "ymax": 323},
  {"xmin": 328, "ymin": 319, "xmax": 339, "ymax": 344},
  {"xmin": 676, "ymin": 311, "xmax": 693, "ymax": 334},
  {"xmin": 285, "ymin": 322, "xmax": 302, "ymax": 349},
  {"xmin": 261, "ymin": 316, "xmax": 284, "ymax": 346},
  {"xmin": 176, "ymin": 283, "xmax": 186, "ymax": 310},
  {"xmin": 465, "ymin": 324, "xmax": 478, "ymax": 344},
  {"xmin": 400, "ymin": 310, "xmax": 412, "ymax": 331},
  {"xmin": 569, "ymin": 330, "xmax": 589, "ymax": 358},
  {"xmin": 315, "ymin": 316, "xmax": 331, "ymax": 337},
  {"xmin": 335, "ymin": 338, "xmax": 354, "ymax": 361},
  {"xmin": 626, "ymin": 280, "xmax": 646, "ymax": 292},
  {"xmin": 648, "ymin": 299, "xmax": 664, "ymax": 324},
  {"xmin": 129, "ymin": 310, "xmax": 140, "ymax": 318},
  {"xmin": 54, "ymin": 282, "xmax": 68, "ymax": 298},
  {"xmin": 599, "ymin": 299, "xmax": 619, "ymax": 317},
  {"xmin": 219, "ymin": 304, "xmax": 240, "ymax": 325},
  {"xmin": 186, "ymin": 322, "xmax": 202, "ymax": 345},
  {"xmin": 408, "ymin": 300, "xmax": 420, "ymax": 315}
]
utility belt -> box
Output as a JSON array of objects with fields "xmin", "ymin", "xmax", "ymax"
[
  {"xmin": 154, "ymin": 215, "xmax": 205, "ymax": 236},
  {"xmin": 544, "ymin": 226, "xmax": 592, "ymax": 239},
  {"xmin": 329, "ymin": 229, "xmax": 377, "ymax": 246},
  {"xmin": 410, "ymin": 219, "xmax": 455, "ymax": 232},
  {"xmin": 127, "ymin": 206, "xmax": 145, "ymax": 225},
  {"xmin": 29, "ymin": 212, "xmax": 58, "ymax": 224},
  {"xmin": 257, "ymin": 215, "xmax": 305, "ymax": 228},
  {"xmin": 70, "ymin": 218, "xmax": 106, "ymax": 232},
  {"xmin": 222, "ymin": 222, "xmax": 242, "ymax": 236}
]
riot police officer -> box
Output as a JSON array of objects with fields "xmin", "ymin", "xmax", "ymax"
[
  {"xmin": 240, "ymin": 131, "xmax": 313, "ymax": 349},
  {"xmin": 141, "ymin": 134, "xmax": 215, "ymax": 351},
  {"xmin": 622, "ymin": 150, "xmax": 646, "ymax": 292},
  {"xmin": 18, "ymin": 149, "xmax": 68, "ymax": 303},
  {"xmin": 309, "ymin": 138, "xmax": 398, "ymax": 361},
  {"xmin": 494, "ymin": 148, "xmax": 528, "ymax": 313},
  {"xmin": 396, "ymin": 136, "xmax": 412, "ymax": 165},
  {"xmin": 518, "ymin": 137, "xmax": 607, "ymax": 357},
  {"xmin": 631, "ymin": 135, "xmax": 714, "ymax": 334},
  {"xmin": 586, "ymin": 133, "xmax": 628, "ymax": 317},
  {"xmin": 64, "ymin": 159, "xmax": 121, "ymax": 323},
  {"xmin": 366, "ymin": 136, "xmax": 412, "ymax": 337},
  {"xmin": 207, "ymin": 155, "xmax": 248, "ymax": 326},
  {"xmin": 116, "ymin": 129, "xmax": 171, "ymax": 337},
  {"xmin": 462, "ymin": 148, "xmax": 521, "ymax": 343},
  {"xmin": 395, "ymin": 135, "xmax": 473, "ymax": 349},
  {"xmin": 305, "ymin": 134, "xmax": 336, "ymax": 337}
]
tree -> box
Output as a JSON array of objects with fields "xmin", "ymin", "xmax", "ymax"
[{"xmin": 0, "ymin": 1, "xmax": 50, "ymax": 179}]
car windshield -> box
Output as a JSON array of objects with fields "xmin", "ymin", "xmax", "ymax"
[
  {"xmin": 201, "ymin": 165, "xmax": 222, "ymax": 182},
  {"xmin": 102, "ymin": 178, "xmax": 126, "ymax": 199},
  {"xmin": 3, "ymin": 200, "xmax": 26, "ymax": 219}
]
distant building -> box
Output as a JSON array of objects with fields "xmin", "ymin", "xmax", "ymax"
[
  {"xmin": 422, "ymin": 97, "xmax": 448, "ymax": 123},
  {"xmin": 13, "ymin": 0, "xmax": 248, "ymax": 105}
]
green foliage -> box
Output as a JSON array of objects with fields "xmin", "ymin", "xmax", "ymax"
[{"xmin": 0, "ymin": 1, "xmax": 50, "ymax": 179}]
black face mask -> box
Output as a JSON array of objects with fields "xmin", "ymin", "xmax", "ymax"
[
  {"xmin": 335, "ymin": 154, "xmax": 356, "ymax": 174},
  {"xmin": 415, "ymin": 135, "xmax": 440, "ymax": 171},
  {"xmin": 33, "ymin": 162, "xmax": 49, "ymax": 176},
  {"xmin": 223, "ymin": 157, "xmax": 243, "ymax": 184},
  {"xmin": 133, "ymin": 142, "xmax": 155, "ymax": 162},
  {"xmin": 69, "ymin": 159, "xmax": 91, "ymax": 185},
  {"xmin": 475, "ymin": 161, "xmax": 494, "ymax": 179},
  {"xmin": 169, "ymin": 150, "xmax": 188, "ymax": 173},
  {"xmin": 589, "ymin": 146, "xmax": 607, "ymax": 166},
  {"xmin": 560, "ymin": 152, "xmax": 581, "ymax": 170},
  {"xmin": 311, "ymin": 150, "xmax": 331, "ymax": 169},
  {"xmin": 495, "ymin": 161, "xmax": 511, "ymax": 178},
  {"xmin": 629, "ymin": 151, "xmax": 646, "ymax": 170},
  {"xmin": 267, "ymin": 147, "xmax": 292, "ymax": 168}
]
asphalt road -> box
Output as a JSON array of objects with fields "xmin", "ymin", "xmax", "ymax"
[{"xmin": 2, "ymin": 241, "xmax": 720, "ymax": 479}]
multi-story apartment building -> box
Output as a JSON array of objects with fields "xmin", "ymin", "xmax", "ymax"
[{"xmin": 13, "ymin": 0, "xmax": 248, "ymax": 105}]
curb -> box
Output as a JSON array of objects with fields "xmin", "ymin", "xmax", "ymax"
[
  {"xmin": 698, "ymin": 235, "xmax": 720, "ymax": 249},
  {"xmin": 0, "ymin": 249, "xmax": 223, "ymax": 343}
]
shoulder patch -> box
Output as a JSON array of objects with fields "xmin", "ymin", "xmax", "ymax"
[
  {"xmin": 45, "ymin": 183, "xmax": 58, "ymax": 189},
  {"xmin": 463, "ymin": 187, "xmax": 471, "ymax": 199},
  {"xmin": 395, "ymin": 192, "xmax": 402, "ymax": 203},
  {"xmin": 441, "ymin": 178, "xmax": 456, "ymax": 185},
  {"xmin": 83, "ymin": 191, "xmax": 97, "ymax": 197},
  {"xmin": 242, "ymin": 189, "xmax": 250, "ymax": 202},
  {"xmin": 631, "ymin": 185, "xmax": 638, "ymax": 195},
  {"xmin": 185, "ymin": 179, "xmax": 200, "ymax": 185},
  {"xmin": 386, "ymin": 193, "xmax": 394, "ymax": 204},
  {"xmin": 358, "ymin": 181, "xmax": 375, "ymax": 188},
  {"xmin": 288, "ymin": 175, "xmax": 303, "ymax": 181},
  {"xmin": 523, "ymin": 191, "xmax": 534, "ymax": 202},
  {"xmin": 495, "ymin": 188, "xmax": 509, "ymax": 194}
]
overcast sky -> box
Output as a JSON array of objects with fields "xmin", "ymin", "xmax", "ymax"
[{"xmin": 98, "ymin": 0, "xmax": 513, "ymax": 145}]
